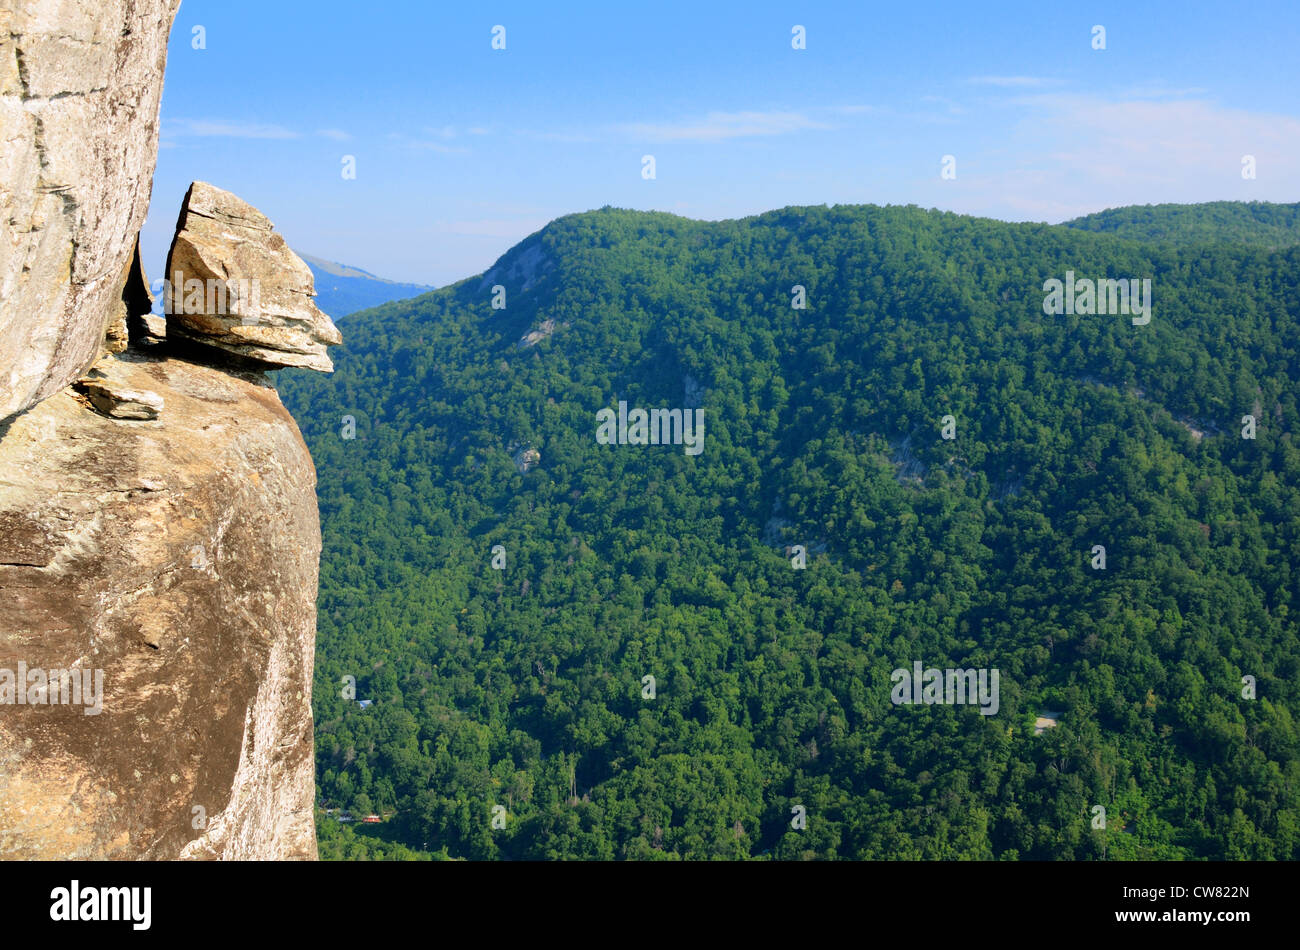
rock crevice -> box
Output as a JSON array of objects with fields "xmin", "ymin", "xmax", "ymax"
[{"xmin": 1, "ymin": 0, "xmax": 182, "ymax": 422}]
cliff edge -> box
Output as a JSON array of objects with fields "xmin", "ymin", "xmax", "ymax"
[
  {"xmin": 0, "ymin": 0, "xmax": 330, "ymax": 859},
  {"xmin": 0, "ymin": 354, "xmax": 319, "ymax": 859}
]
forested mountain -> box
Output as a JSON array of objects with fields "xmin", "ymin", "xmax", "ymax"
[
  {"xmin": 1064, "ymin": 201, "xmax": 1300, "ymax": 249},
  {"xmin": 276, "ymin": 201, "xmax": 1300, "ymax": 861}
]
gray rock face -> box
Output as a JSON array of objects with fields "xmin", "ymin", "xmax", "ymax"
[
  {"xmin": 519, "ymin": 318, "xmax": 564, "ymax": 349},
  {"xmin": 164, "ymin": 182, "xmax": 342, "ymax": 372},
  {"xmin": 512, "ymin": 444, "xmax": 541, "ymax": 473},
  {"xmin": 0, "ymin": 353, "xmax": 319, "ymax": 859},
  {"xmin": 0, "ymin": 0, "xmax": 181, "ymax": 421},
  {"xmin": 0, "ymin": 0, "xmax": 325, "ymax": 861}
]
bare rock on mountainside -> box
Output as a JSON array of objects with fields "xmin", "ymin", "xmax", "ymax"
[
  {"xmin": 164, "ymin": 182, "xmax": 343, "ymax": 372},
  {"xmin": 519, "ymin": 318, "xmax": 565, "ymax": 348},
  {"xmin": 0, "ymin": 0, "xmax": 181, "ymax": 421},
  {"xmin": 478, "ymin": 239, "xmax": 554, "ymax": 295},
  {"xmin": 0, "ymin": 353, "xmax": 319, "ymax": 859},
  {"xmin": 512, "ymin": 444, "xmax": 541, "ymax": 473}
]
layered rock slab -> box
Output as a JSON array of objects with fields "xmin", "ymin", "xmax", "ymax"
[
  {"xmin": 0, "ymin": 353, "xmax": 318, "ymax": 859},
  {"xmin": 0, "ymin": 0, "xmax": 181, "ymax": 421},
  {"xmin": 164, "ymin": 182, "xmax": 342, "ymax": 371}
]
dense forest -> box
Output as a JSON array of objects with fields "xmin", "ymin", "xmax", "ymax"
[
  {"xmin": 1064, "ymin": 201, "xmax": 1300, "ymax": 249},
  {"xmin": 276, "ymin": 201, "xmax": 1300, "ymax": 860}
]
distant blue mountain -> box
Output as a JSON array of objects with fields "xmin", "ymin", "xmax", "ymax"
[{"xmin": 298, "ymin": 254, "xmax": 435, "ymax": 318}]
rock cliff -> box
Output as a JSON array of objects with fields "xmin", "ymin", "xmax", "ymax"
[
  {"xmin": 0, "ymin": 354, "xmax": 319, "ymax": 859},
  {"xmin": 0, "ymin": 0, "xmax": 330, "ymax": 859},
  {"xmin": 0, "ymin": 0, "xmax": 181, "ymax": 422}
]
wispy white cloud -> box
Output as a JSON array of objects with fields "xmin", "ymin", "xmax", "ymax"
[
  {"xmin": 920, "ymin": 95, "xmax": 967, "ymax": 117},
  {"xmin": 947, "ymin": 93, "xmax": 1300, "ymax": 220},
  {"xmin": 419, "ymin": 125, "xmax": 493, "ymax": 140},
  {"xmin": 316, "ymin": 128, "xmax": 352, "ymax": 142},
  {"xmin": 1116, "ymin": 83, "xmax": 1209, "ymax": 100},
  {"xmin": 386, "ymin": 131, "xmax": 469, "ymax": 154},
  {"xmin": 166, "ymin": 118, "xmax": 301, "ymax": 139},
  {"xmin": 965, "ymin": 75, "xmax": 1063, "ymax": 88},
  {"xmin": 422, "ymin": 144, "xmax": 471, "ymax": 154},
  {"xmin": 517, "ymin": 129, "xmax": 599, "ymax": 143},
  {"xmin": 409, "ymin": 142, "xmax": 469, "ymax": 154},
  {"xmin": 620, "ymin": 110, "xmax": 831, "ymax": 143}
]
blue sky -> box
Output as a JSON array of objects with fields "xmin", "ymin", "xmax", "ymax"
[{"xmin": 142, "ymin": 0, "xmax": 1300, "ymax": 287}]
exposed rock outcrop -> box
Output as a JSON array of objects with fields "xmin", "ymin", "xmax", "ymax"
[
  {"xmin": 74, "ymin": 355, "xmax": 164, "ymax": 419},
  {"xmin": 0, "ymin": 352, "xmax": 319, "ymax": 859},
  {"xmin": 0, "ymin": 0, "xmax": 181, "ymax": 421},
  {"xmin": 478, "ymin": 239, "xmax": 553, "ymax": 295},
  {"xmin": 511, "ymin": 444, "xmax": 541, "ymax": 473},
  {"xmin": 164, "ymin": 182, "xmax": 342, "ymax": 372},
  {"xmin": 0, "ymin": 0, "xmax": 325, "ymax": 860},
  {"xmin": 519, "ymin": 318, "xmax": 564, "ymax": 348}
]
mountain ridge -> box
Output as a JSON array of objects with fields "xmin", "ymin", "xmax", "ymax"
[
  {"xmin": 1062, "ymin": 200, "xmax": 1300, "ymax": 249},
  {"xmin": 298, "ymin": 253, "xmax": 435, "ymax": 319},
  {"xmin": 279, "ymin": 197, "xmax": 1300, "ymax": 861}
]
